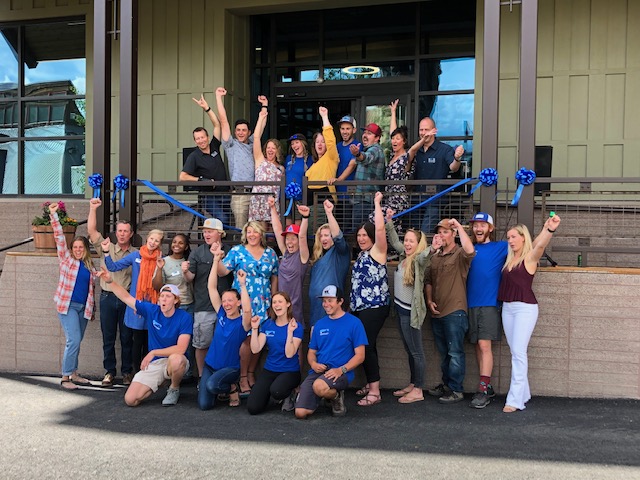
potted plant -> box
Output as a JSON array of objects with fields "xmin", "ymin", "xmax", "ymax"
[{"xmin": 32, "ymin": 201, "xmax": 79, "ymax": 252}]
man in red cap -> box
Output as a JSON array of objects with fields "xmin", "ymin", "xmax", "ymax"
[{"xmin": 349, "ymin": 123, "xmax": 385, "ymax": 227}]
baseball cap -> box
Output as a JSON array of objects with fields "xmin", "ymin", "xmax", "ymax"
[
  {"xmin": 288, "ymin": 133, "xmax": 306, "ymax": 142},
  {"xmin": 200, "ymin": 218, "xmax": 224, "ymax": 231},
  {"xmin": 361, "ymin": 123, "xmax": 382, "ymax": 137},
  {"xmin": 469, "ymin": 212, "xmax": 494, "ymax": 225},
  {"xmin": 337, "ymin": 115, "xmax": 356, "ymax": 127},
  {"xmin": 433, "ymin": 218, "xmax": 455, "ymax": 234},
  {"xmin": 160, "ymin": 284, "xmax": 181, "ymax": 297},
  {"xmin": 282, "ymin": 224, "xmax": 300, "ymax": 237},
  {"xmin": 317, "ymin": 284, "xmax": 344, "ymax": 300}
]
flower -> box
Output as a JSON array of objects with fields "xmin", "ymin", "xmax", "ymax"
[{"xmin": 32, "ymin": 201, "xmax": 79, "ymax": 227}]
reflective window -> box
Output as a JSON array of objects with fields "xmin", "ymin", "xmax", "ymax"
[
  {"xmin": 419, "ymin": 94, "xmax": 474, "ymax": 138},
  {"xmin": 0, "ymin": 20, "xmax": 85, "ymax": 195},
  {"xmin": 275, "ymin": 13, "xmax": 319, "ymax": 63},
  {"xmin": 420, "ymin": 58, "xmax": 475, "ymax": 92},
  {"xmin": 420, "ymin": 0, "xmax": 475, "ymax": 55}
]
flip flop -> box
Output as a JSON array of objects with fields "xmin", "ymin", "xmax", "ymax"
[
  {"xmin": 393, "ymin": 387, "xmax": 413, "ymax": 397},
  {"xmin": 503, "ymin": 405, "xmax": 518, "ymax": 413},
  {"xmin": 70, "ymin": 375, "xmax": 91, "ymax": 386},
  {"xmin": 398, "ymin": 394, "xmax": 424, "ymax": 404},
  {"xmin": 60, "ymin": 379, "xmax": 78, "ymax": 390},
  {"xmin": 229, "ymin": 385, "xmax": 240, "ymax": 407},
  {"xmin": 357, "ymin": 393, "xmax": 381, "ymax": 407}
]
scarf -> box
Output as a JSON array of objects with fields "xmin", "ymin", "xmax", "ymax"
[{"xmin": 136, "ymin": 245, "xmax": 160, "ymax": 304}]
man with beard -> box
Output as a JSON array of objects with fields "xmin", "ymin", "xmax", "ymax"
[
  {"xmin": 425, "ymin": 218, "xmax": 475, "ymax": 404},
  {"xmin": 466, "ymin": 213, "xmax": 507, "ymax": 408},
  {"xmin": 349, "ymin": 123, "xmax": 385, "ymax": 227},
  {"xmin": 184, "ymin": 218, "xmax": 233, "ymax": 377}
]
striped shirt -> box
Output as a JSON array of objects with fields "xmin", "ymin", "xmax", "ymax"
[{"xmin": 52, "ymin": 213, "xmax": 96, "ymax": 320}]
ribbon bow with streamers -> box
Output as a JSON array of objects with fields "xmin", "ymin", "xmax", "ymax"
[
  {"xmin": 511, "ymin": 168, "xmax": 536, "ymax": 206},
  {"xmin": 87, "ymin": 173, "xmax": 103, "ymax": 199},
  {"xmin": 468, "ymin": 168, "xmax": 498, "ymax": 196},
  {"xmin": 112, "ymin": 174, "xmax": 130, "ymax": 208},
  {"xmin": 283, "ymin": 182, "xmax": 302, "ymax": 216}
]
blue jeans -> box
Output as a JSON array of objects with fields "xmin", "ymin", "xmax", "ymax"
[
  {"xmin": 204, "ymin": 194, "xmax": 229, "ymax": 226},
  {"xmin": 197, "ymin": 364, "xmax": 240, "ymax": 410},
  {"xmin": 100, "ymin": 291, "xmax": 133, "ymax": 375},
  {"xmin": 395, "ymin": 305, "xmax": 426, "ymax": 388},
  {"xmin": 58, "ymin": 301, "xmax": 89, "ymax": 376},
  {"xmin": 430, "ymin": 310, "xmax": 468, "ymax": 392}
]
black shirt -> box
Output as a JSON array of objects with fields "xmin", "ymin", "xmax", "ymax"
[{"xmin": 182, "ymin": 137, "xmax": 229, "ymax": 192}]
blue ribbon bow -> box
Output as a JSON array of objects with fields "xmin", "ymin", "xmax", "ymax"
[
  {"xmin": 87, "ymin": 173, "xmax": 103, "ymax": 199},
  {"xmin": 511, "ymin": 168, "xmax": 536, "ymax": 206},
  {"xmin": 283, "ymin": 182, "xmax": 302, "ymax": 216},
  {"xmin": 468, "ymin": 168, "xmax": 498, "ymax": 196},
  {"xmin": 112, "ymin": 174, "xmax": 130, "ymax": 208}
]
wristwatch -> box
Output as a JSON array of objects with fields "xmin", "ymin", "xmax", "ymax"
[{"xmin": 340, "ymin": 365, "xmax": 348, "ymax": 375}]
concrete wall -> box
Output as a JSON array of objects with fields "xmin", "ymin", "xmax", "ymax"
[{"xmin": 2, "ymin": 252, "xmax": 638, "ymax": 400}]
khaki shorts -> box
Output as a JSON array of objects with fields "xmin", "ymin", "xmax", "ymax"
[
  {"xmin": 132, "ymin": 357, "xmax": 189, "ymax": 392},
  {"xmin": 193, "ymin": 311, "xmax": 216, "ymax": 349}
]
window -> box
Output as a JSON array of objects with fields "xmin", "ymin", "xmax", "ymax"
[{"xmin": 0, "ymin": 19, "xmax": 86, "ymax": 195}]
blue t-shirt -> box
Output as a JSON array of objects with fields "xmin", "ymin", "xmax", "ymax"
[
  {"xmin": 204, "ymin": 310, "xmax": 249, "ymax": 370},
  {"xmin": 135, "ymin": 301, "xmax": 193, "ymax": 361},
  {"xmin": 336, "ymin": 140, "xmax": 361, "ymax": 193},
  {"xmin": 261, "ymin": 319, "xmax": 304, "ymax": 373},
  {"xmin": 467, "ymin": 241, "xmax": 509, "ymax": 308},
  {"xmin": 308, "ymin": 232, "xmax": 351, "ymax": 327},
  {"xmin": 285, "ymin": 154, "xmax": 313, "ymax": 189},
  {"xmin": 308, "ymin": 312, "xmax": 368, "ymax": 383},
  {"xmin": 70, "ymin": 262, "xmax": 90, "ymax": 305}
]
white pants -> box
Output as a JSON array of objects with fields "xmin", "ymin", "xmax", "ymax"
[{"xmin": 502, "ymin": 301, "xmax": 538, "ymax": 410}]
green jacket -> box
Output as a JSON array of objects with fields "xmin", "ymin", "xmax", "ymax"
[{"xmin": 386, "ymin": 220, "xmax": 434, "ymax": 329}]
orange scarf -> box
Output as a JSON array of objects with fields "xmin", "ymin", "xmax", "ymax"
[{"xmin": 136, "ymin": 245, "xmax": 160, "ymax": 303}]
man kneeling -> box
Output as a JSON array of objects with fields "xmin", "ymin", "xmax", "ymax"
[
  {"xmin": 295, "ymin": 285, "xmax": 367, "ymax": 419},
  {"xmin": 101, "ymin": 270, "xmax": 192, "ymax": 407}
]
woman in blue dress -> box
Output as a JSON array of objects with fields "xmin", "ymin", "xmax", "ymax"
[{"xmin": 217, "ymin": 221, "xmax": 279, "ymax": 395}]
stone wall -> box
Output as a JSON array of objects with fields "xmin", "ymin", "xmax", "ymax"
[{"xmin": 1, "ymin": 251, "xmax": 638, "ymax": 399}]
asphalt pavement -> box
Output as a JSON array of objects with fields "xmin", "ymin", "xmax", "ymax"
[{"xmin": 2, "ymin": 373, "xmax": 639, "ymax": 479}]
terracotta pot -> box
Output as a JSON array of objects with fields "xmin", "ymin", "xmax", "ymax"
[{"xmin": 32, "ymin": 225, "xmax": 77, "ymax": 252}]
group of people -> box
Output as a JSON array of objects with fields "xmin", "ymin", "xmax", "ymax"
[
  {"xmin": 49, "ymin": 90, "xmax": 561, "ymax": 416},
  {"xmin": 180, "ymin": 89, "xmax": 466, "ymax": 234}
]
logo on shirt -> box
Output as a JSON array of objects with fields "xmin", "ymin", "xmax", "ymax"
[
  {"xmin": 319, "ymin": 328, "xmax": 330, "ymax": 336},
  {"xmin": 152, "ymin": 320, "xmax": 162, "ymax": 331},
  {"xmin": 265, "ymin": 330, "xmax": 275, "ymax": 337},
  {"xmin": 428, "ymin": 157, "xmax": 436, "ymax": 164}
]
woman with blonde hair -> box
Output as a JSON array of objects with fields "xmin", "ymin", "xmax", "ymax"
[
  {"xmin": 307, "ymin": 199, "xmax": 351, "ymax": 328},
  {"xmin": 103, "ymin": 228, "xmax": 164, "ymax": 373},
  {"xmin": 217, "ymin": 220, "xmax": 279, "ymax": 395},
  {"xmin": 498, "ymin": 214, "xmax": 561, "ymax": 413},
  {"xmin": 249, "ymin": 102, "xmax": 284, "ymax": 229},
  {"xmin": 49, "ymin": 201, "xmax": 98, "ymax": 390},
  {"xmin": 385, "ymin": 209, "xmax": 442, "ymax": 403}
]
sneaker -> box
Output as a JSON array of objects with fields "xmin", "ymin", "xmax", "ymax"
[
  {"xmin": 427, "ymin": 383, "xmax": 452, "ymax": 398},
  {"xmin": 470, "ymin": 391, "xmax": 491, "ymax": 409},
  {"xmin": 487, "ymin": 384, "xmax": 496, "ymax": 398},
  {"xmin": 330, "ymin": 390, "xmax": 347, "ymax": 416},
  {"xmin": 122, "ymin": 373, "xmax": 134, "ymax": 386},
  {"xmin": 101, "ymin": 373, "xmax": 114, "ymax": 388},
  {"xmin": 162, "ymin": 387, "xmax": 180, "ymax": 406},
  {"xmin": 281, "ymin": 391, "xmax": 296, "ymax": 412},
  {"xmin": 438, "ymin": 391, "xmax": 465, "ymax": 404}
]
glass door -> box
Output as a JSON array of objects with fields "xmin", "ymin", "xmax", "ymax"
[{"xmin": 359, "ymin": 94, "xmax": 412, "ymax": 160}]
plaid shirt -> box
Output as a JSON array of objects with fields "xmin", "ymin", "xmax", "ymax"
[
  {"xmin": 354, "ymin": 142, "xmax": 385, "ymax": 198},
  {"xmin": 52, "ymin": 213, "xmax": 96, "ymax": 320}
]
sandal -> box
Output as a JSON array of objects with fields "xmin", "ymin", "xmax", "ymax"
[
  {"xmin": 60, "ymin": 379, "xmax": 78, "ymax": 390},
  {"xmin": 239, "ymin": 376, "xmax": 251, "ymax": 398},
  {"xmin": 229, "ymin": 384, "xmax": 240, "ymax": 407},
  {"xmin": 247, "ymin": 371, "xmax": 256, "ymax": 389},
  {"xmin": 70, "ymin": 374, "xmax": 91, "ymax": 386},
  {"xmin": 398, "ymin": 393, "xmax": 424, "ymax": 404},
  {"xmin": 393, "ymin": 386, "xmax": 413, "ymax": 397},
  {"xmin": 357, "ymin": 393, "xmax": 382, "ymax": 407},
  {"xmin": 355, "ymin": 386, "xmax": 370, "ymax": 396},
  {"xmin": 503, "ymin": 405, "xmax": 518, "ymax": 413}
]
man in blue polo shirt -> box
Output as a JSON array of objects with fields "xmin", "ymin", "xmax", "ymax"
[
  {"xmin": 294, "ymin": 285, "xmax": 367, "ymax": 419},
  {"xmin": 100, "ymin": 272, "xmax": 192, "ymax": 407},
  {"xmin": 414, "ymin": 117, "xmax": 465, "ymax": 233},
  {"xmin": 467, "ymin": 212, "xmax": 508, "ymax": 408}
]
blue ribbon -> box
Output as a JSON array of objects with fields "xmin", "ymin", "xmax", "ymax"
[
  {"xmin": 87, "ymin": 173, "xmax": 103, "ymax": 198},
  {"xmin": 112, "ymin": 174, "xmax": 129, "ymax": 208},
  {"xmin": 392, "ymin": 178, "xmax": 473, "ymax": 219},
  {"xmin": 468, "ymin": 168, "xmax": 498, "ymax": 196},
  {"xmin": 283, "ymin": 182, "xmax": 302, "ymax": 217},
  {"xmin": 511, "ymin": 168, "xmax": 536, "ymax": 206}
]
